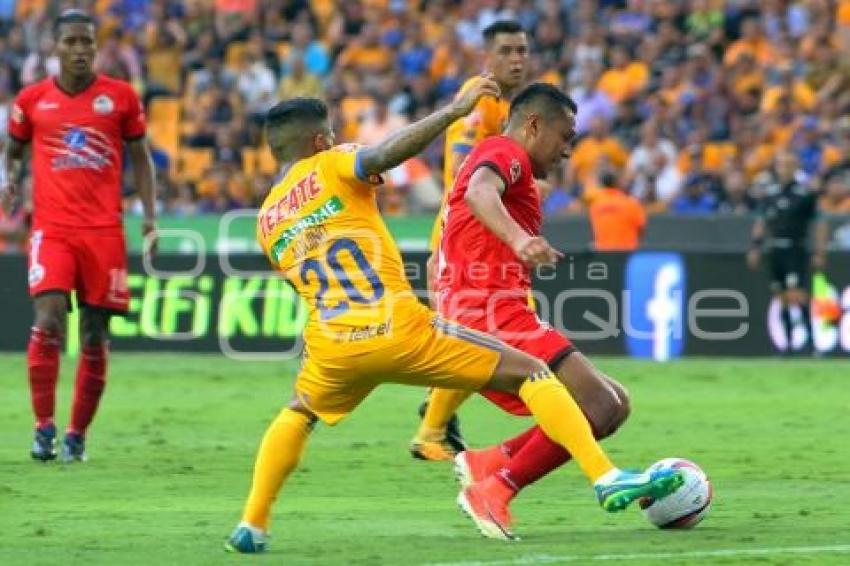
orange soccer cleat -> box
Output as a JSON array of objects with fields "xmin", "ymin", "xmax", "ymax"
[
  {"xmin": 456, "ymin": 476, "xmax": 517, "ymax": 541},
  {"xmin": 453, "ymin": 446, "xmax": 510, "ymax": 488}
]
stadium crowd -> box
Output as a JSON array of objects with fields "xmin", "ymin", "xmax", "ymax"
[{"xmin": 1, "ymin": 0, "xmax": 849, "ymax": 236}]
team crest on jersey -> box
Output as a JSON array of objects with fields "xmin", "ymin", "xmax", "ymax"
[
  {"xmin": 509, "ymin": 159, "xmax": 522, "ymax": 184},
  {"xmin": 92, "ymin": 95, "xmax": 114, "ymax": 115},
  {"xmin": 11, "ymin": 103, "xmax": 24, "ymax": 124}
]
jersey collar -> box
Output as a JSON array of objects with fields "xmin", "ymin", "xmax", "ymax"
[{"xmin": 53, "ymin": 74, "xmax": 98, "ymax": 98}]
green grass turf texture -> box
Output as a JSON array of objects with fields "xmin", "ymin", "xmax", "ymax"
[{"xmin": 0, "ymin": 354, "xmax": 849, "ymax": 565}]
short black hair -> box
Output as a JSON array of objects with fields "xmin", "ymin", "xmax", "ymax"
[
  {"xmin": 54, "ymin": 9, "xmax": 95, "ymax": 38},
  {"xmin": 483, "ymin": 20, "xmax": 524, "ymax": 44},
  {"xmin": 265, "ymin": 97, "xmax": 330, "ymax": 160},
  {"xmin": 508, "ymin": 82, "xmax": 577, "ymax": 123},
  {"xmin": 266, "ymin": 97, "xmax": 328, "ymax": 129}
]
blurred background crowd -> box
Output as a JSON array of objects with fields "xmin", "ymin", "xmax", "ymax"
[{"xmin": 1, "ymin": 0, "xmax": 849, "ymax": 232}]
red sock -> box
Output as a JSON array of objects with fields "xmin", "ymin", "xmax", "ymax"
[
  {"xmin": 27, "ymin": 327, "xmax": 62, "ymax": 428},
  {"xmin": 68, "ymin": 343, "xmax": 108, "ymax": 436},
  {"xmin": 497, "ymin": 426, "xmax": 572, "ymax": 493},
  {"xmin": 499, "ymin": 425, "xmax": 538, "ymax": 457}
]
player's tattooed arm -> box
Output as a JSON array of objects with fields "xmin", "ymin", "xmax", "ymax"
[
  {"xmin": 0, "ymin": 137, "xmax": 28, "ymax": 214},
  {"xmin": 127, "ymin": 137, "xmax": 158, "ymax": 255},
  {"xmin": 357, "ymin": 76, "xmax": 501, "ymax": 177},
  {"xmin": 465, "ymin": 166, "xmax": 562, "ymax": 267}
]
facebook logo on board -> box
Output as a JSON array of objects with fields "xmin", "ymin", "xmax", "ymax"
[{"xmin": 625, "ymin": 253, "xmax": 686, "ymax": 361}]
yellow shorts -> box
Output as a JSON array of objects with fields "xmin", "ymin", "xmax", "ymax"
[{"xmin": 293, "ymin": 301, "xmax": 503, "ymax": 425}]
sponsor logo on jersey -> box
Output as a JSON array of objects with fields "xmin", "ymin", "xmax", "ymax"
[
  {"xmin": 291, "ymin": 225, "xmax": 329, "ymax": 261},
  {"xmin": 93, "ymin": 94, "xmax": 114, "ymax": 115},
  {"xmin": 44, "ymin": 125, "xmax": 115, "ymax": 171},
  {"xmin": 37, "ymin": 101, "xmax": 59, "ymax": 110},
  {"xmin": 261, "ymin": 171, "xmax": 323, "ymax": 238},
  {"xmin": 625, "ymin": 252, "xmax": 686, "ymax": 361},
  {"xmin": 270, "ymin": 196, "xmax": 345, "ymax": 261},
  {"xmin": 336, "ymin": 318, "xmax": 393, "ymax": 342}
]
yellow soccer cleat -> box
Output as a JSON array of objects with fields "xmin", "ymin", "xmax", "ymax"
[{"xmin": 409, "ymin": 436, "xmax": 457, "ymax": 461}]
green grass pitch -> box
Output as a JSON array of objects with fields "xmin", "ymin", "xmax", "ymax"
[{"xmin": 0, "ymin": 354, "xmax": 849, "ymax": 565}]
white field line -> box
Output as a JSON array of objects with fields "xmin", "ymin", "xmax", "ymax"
[{"xmin": 426, "ymin": 544, "xmax": 850, "ymax": 565}]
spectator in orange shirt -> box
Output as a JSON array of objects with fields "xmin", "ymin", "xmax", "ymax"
[
  {"xmin": 596, "ymin": 46, "xmax": 649, "ymax": 104},
  {"xmin": 761, "ymin": 65, "xmax": 816, "ymax": 113},
  {"xmin": 724, "ymin": 17, "xmax": 776, "ymax": 67},
  {"xmin": 819, "ymin": 167, "xmax": 850, "ymax": 214},
  {"xmin": 278, "ymin": 53, "xmax": 323, "ymax": 100},
  {"xmin": 589, "ymin": 170, "xmax": 647, "ymax": 252},
  {"xmin": 571, "ymin": 116, "xmax": 629, "ymax": 192},
  {"xmin": 338, "ymin": 73, "xmax": 376, "ymax": 141},
  {"xmin": 337, "ymin": 22, "xmax": 392, "ymax": 74},
  {"xmin": 355, "ymin": 96, "xmax": 409, "ymax": 145}
]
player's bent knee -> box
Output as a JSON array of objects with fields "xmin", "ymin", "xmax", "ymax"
[
  {"xmin": 607, "ymin": 377, "xmax": 631, "ymax": 425},
  {"xmin": 33, "ymin": 295, "xmax": 68, "ymax": 335},
  {"xmin": 572, "ymin": 377, "xmax": 629, "ymax": 439},
  {"xmin": 287, "ymin": 396, "xmax": 320, "ymax": 426},
  {"xmin": 34, "ymin": 310, "xmax": 66, "ymax": 336},
  {"xmin": 594, "ymin": 390, "xmax": 629, "ymax": 438},
  {"xmin": 486, "ymin": 348, "xmax": 550, "ymax": 394},
  {"xmin": 34, "ymin": 316, "xmax": 65, "ymax": 336}
]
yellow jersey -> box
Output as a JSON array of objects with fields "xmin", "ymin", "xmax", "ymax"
[
  {"xmin": 257, "ymin": 145, "xmax": 417, "ymax": 348},
  {"xmin": 431, "ymin": 77, "xmax": 510, "ymax": 250}
]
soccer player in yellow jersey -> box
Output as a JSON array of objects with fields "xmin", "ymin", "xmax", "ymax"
[
  {"xmin": 436, "ymin": 21, "xmax": 527, "ymax": 226},
  {"xmin": 225, "ymin": 82, "xmax": 683, "ymax": 553},
  {"xmin": 413, "ymin": 20, "xmax": 530, "ymax": 460}
]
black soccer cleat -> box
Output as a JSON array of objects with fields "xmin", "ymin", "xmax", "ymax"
[
  {"xmin": 61, "ymin": 432, "xmax": 87, "ymax": 463},
  {"xmin": 31, "ymin": 423, "xmax": 57, "ymax": 462}
]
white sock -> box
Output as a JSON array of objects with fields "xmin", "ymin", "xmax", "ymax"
[{"xmin": 594, "ymin": 467, "xmax": 623, "ymax": 486}]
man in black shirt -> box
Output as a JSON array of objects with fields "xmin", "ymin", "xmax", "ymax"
[{"xmin": 747, "ymin": 151, "xmax": 828, "ymax": 353}]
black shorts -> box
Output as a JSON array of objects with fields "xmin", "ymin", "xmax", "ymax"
[{"xmin": 767, "ymin": 248, "xmax": 809, "ymax": 292}]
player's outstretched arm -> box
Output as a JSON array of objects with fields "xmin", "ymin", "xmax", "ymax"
[
  {"xmin": 127, "ymin": 138, "xmax": 158, "ymax": 255},
  {"xmin": 357, "ymin": 76, "xmax": 500, "ymax": 177},
  {"xmin": 1, "ymin": 137, "xmax": 28, "ymax": 215},
  {"xmin": 466, "ymin": 166, "xmax": 563, "ymax": 267}
]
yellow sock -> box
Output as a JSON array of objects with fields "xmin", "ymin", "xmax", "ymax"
[
  {"xmin": 418, "ymin": 388, "xmax": 473, "ymax": 440},
  {"xmin": 519, "ymin": 372, "xmax": 615, "ymax": 483},
  {"xmin": 242, "ymin": 408, "xmax": 312, "ymax": 529}
]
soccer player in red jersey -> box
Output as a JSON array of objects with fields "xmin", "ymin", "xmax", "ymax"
[
  {"xmin": 435, "ymin": 83, "xmax": 631, "ymax": 539},
  {"xmin": 1, "ymin": 10, "xmax": 158, "ymax": 462}
]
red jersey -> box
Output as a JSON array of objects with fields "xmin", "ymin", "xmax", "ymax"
[
  {"xmin": 436, "ymin": 135, "xmax": 540, "ymax": 306},
  {"xmin": 7, "ymin": 75, "xmax": 146, "ymax": 230}
]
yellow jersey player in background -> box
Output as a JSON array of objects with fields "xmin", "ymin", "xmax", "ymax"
[
  {"xmin": 413, "ymin": 20, "xmax": 530, "ymax": 461},
  {"xmin": 225, "ymin": 82, "xmax": 684, "ymax": 553},
  {"xmin": 435, "ymin": 20, "xmax": 528, "ymax": 243}
]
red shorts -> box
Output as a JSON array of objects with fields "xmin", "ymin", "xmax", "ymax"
[
  {"xmin": 28, "ymin": 226, "xmax": 129, "ymax": 312},
  {"xmin": 441, "ymin": 296, "xmax": 575, "ymax": 416}
]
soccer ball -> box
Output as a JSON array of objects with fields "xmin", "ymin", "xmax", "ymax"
[{"xmin": 639, "ymin": 458, "xmax": 712, "ymax": 529}]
